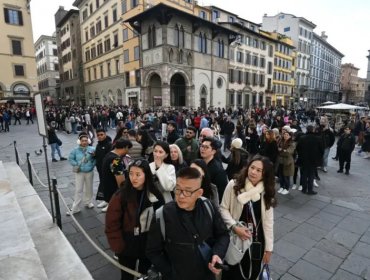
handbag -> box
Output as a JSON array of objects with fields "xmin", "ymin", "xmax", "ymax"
[
  {"xmin": 224, "ymin": 221, "xmax": 252, "ymax": 265},
  {"xmin": 259, "ymin": 264, "xmax": 271, "ymax": 280},
  {"xmin": 225, "ymin": 201, "xmax": 258, "ymax": 266}
]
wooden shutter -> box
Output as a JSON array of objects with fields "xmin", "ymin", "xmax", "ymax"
[
  {"xmin": 4, "ymin": 8, "xmax": 9, "ymax": 23},
  {"xmin": 18, "ymin": 11, "xmax": 23, "ymax": 25}
]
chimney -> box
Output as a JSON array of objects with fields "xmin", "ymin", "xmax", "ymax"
[{"xmin": 321, "ymin": 31, "xmax": 328, "ymax": 41}]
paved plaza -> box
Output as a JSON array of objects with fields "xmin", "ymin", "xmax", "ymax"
[{"xmin": 1, "ymin": 123, "xmax": 370, "ymax": 280}]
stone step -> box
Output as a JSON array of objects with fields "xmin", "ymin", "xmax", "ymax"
[
  {"xmin": 0, "ymin": 161, "xmax": 49, "ymax": 279},
  {"xmin": 2, "ymin": 161, "xmax": 93, "ymax": 280}
]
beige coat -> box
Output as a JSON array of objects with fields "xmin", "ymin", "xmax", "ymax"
[{"xmin": 220, "ymin": 180, "xmax": 274, "ymax": 252}]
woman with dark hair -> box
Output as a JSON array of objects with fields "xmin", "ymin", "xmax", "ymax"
[
  {"xmin": 149, "ymin": 141, "xmax": 176, "ymax": 203},
  {"xmin": 221, "ymin": 138, "xmax": 249, "ymax": 180},
  {"xmin": 259, "ymin": 129, "xmax": 279, "ymax": 169},
  {"xmin": 245, "ymin": 126, "xmax": 260, "ymax": 156},
  {"xmin": 220, "ymin": 155, "xmax": 276, "ymax": 280},
  {"xmin": 113, "ymin": 126, "xmax": 129, "ymax": 145},
  {"xmin": 190, "ymin": 159, "xmax": 219, "ymax": 207},
  {"xmin": 137, "ymin": 129, "xmax": 155, "ymax": 160},
  {"xmin": 105, "ymin": 159, "xmax": 164, "ymax": 280},
  {"xmin": 276, "ymin": 131, "xmax": 296, "ymax": 195}
]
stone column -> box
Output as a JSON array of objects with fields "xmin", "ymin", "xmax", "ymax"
[{"xmin": 162, "ymin": 84, "xmax": 170, "ymax": 108}]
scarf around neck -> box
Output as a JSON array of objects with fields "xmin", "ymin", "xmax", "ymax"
[{"xmin": 237, "ymin": 179, "xmax": 264, "ymax": 205}]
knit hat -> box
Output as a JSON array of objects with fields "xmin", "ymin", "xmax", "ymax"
[
  {"xmin": 282, "ymin": 125, "xmax": 291, "ymax": 133},
  {"xmin": 231, "ymin": 138, "xmax": 243, "ymax": 149}
]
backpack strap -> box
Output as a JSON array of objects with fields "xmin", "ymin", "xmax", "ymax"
[
  {"xmin": 200, "ymin": 197, "xmax": 213, "ymax": 222},
  {"xmin": 155, "ymin": 206, "xmax": 166, "ymax": 240},
  {"xmin": 155, "ymin": 197, "xmax": 214, "ymax": 241}
]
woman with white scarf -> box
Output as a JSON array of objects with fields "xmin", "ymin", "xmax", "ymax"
[{"xmin": 220, "ymin": 155, "xmax": 276, "ymax": 280}]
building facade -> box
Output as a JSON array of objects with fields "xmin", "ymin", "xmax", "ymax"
[
  {"xmin": 261, "ymin": 31, "xmax": 295, "ymax": 107},
  {"xmin": 125, "ymin": 3, "xmax": 237, "ymax": 109},
  {"xmin": 34, "ymin": 34, "xmax": 60, "ymax": 103},
  {"xmin": 0, "ymin": 0, "xmax": 38, "ymax": 104},
  {"xmin": 202, "ymin": 6, "xmax": 274, "ymax": 109},
  {"xmin": 121, "ymin": 0, "xmax": 198, "ymax": 108},
  {"xmin": 309, "ymin": 32, "xmax": 343, "ymax": 106},
  {"xmin": 55, "ymin": 7, "xmax": 84, "ymax": 105},
  {"xmin": 341, "ymin": 63, "xmax": 360, "ymax": 104},
  {"xmin": 262, "ymin": 13, "xmax": 316, "ymax": 107},
  {"xmin": 72, "ymin": 0, "xmax": 125, "ymax": 106}
]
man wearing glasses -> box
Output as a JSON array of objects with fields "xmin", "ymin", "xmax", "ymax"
[
  {"xmin": 146, "ymin": 167, "xmax": 229, "ymax": 280},
  {"xmin": 200, "ymin": 137, "xmax": 228, "ymax": 201},
  {"xmin": 175, "ymin": 126, "xmax": 199, "ymax": 165}
]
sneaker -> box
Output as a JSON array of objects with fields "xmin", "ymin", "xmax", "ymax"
[
  {"xmin": 277, "ymin": 188, "xmax": 284, "ymax": 193},
  {"xmin": 313, "ymin": 179, "xmax": 319, "ymax": 188},
  {"xmin": 281, "ymin": 189, "xmax": 289, "ymax": 195},
  {"xmin": 345, "ymin": 170, "xmax": 350, "ymax": 175},
  {"xmin": 292, "ymin": 184, "xmax": 297, "ymax": 190},
  {"xmin": 101, "ymin": 205, "xmax": 109, "ymax": 212},
  {"xmin": 337, "ymin": 169, "xmax": 343, "ymax": 173},
  {"xmin": 66, "ymin": 209, "xmax": 81, "ymax": 216},
  {"xmin": 323, "ymin": 167, "xmax": 328, "ymax": 173},
  {"xmin": 60, "ymin": 157, "xmax": 67, "ymax": 161},
  {"xmin": 363, "ymin": 154, "xmax": 370, "ymax": 159},
  {"xmin": 85, "ymin": 202, "xmax": 94, "ymax": 209},
  {"xmin": 298, "ymin": 185, "xmax": 303, "ymax": 191},
  {"xmin": 52, "ymin": 159, "xmax": 58, "ymax": 162},
  {"xmin": 97, "ymin": 201, "xmax": 108, "ymax": 208}
]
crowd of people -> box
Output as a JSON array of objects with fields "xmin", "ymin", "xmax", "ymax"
[
  {"xmin": 4, "ymin": 102, "xmax": 370, "ymax": 280},
  {"xmin": 0, "ymin": 106, "xmax": 35, "ymax": 132}
]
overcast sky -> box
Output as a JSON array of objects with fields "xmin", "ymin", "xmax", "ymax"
[{"xmin": 30, "ymin": 0, "xmax": 370, "ymax": 77}]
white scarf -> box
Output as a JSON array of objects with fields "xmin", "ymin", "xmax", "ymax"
[{"xmin": 237, "ymin": 179, "xmax": 265, "ymax": 205}]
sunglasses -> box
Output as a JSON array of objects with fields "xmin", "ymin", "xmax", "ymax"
[{"xmin": 128, "ymin": 159, "xmax": 147, "ymax": 168}]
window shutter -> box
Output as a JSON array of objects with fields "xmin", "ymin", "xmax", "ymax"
[
  {"xmin": 18, "ymin": 11, "xmax": 23, "ymax": 25},
  {"xmin": 4, "ymin": 8, "xmax": 9, "ymax": 23}
]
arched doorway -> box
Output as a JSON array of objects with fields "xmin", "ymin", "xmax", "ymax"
[
  {"xmin": 170, "ymin": 73, "xmax": 186, "ymax": 107},
  {"xmin": 148, "ymin": 74, "xmax": 162, "ymax": 108},
  {"xmin": 200, "ymin": 85, "xmax": 207, "ymax": 110}
]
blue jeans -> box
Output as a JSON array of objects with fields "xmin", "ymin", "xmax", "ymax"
[
  {"xmin": 322, "ymin": 147, "xmax": 330, "ymax": 167},
  {"xmin": 50, "ymin": 143, "xmax": 62, "ymax": 160}
]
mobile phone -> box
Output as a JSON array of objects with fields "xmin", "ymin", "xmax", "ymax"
[{"xmin": 214, "ymin": 262, "xmax": 229, "ymax": 271}]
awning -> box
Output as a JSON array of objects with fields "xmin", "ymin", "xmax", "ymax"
[{"xmin": 14, "ymin": 99, "xmax": 31, "ymax": 103}]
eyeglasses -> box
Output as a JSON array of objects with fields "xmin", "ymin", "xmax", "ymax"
[
  {"xmin": 174, "ymin": 187, "xmax": 201, "ymax": 197},
  {"xmin": 200, "ymin": 144, "xmax": 211, "ymax": 150}
]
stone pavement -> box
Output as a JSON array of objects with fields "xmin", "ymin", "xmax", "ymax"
[{"xmin": 1, "ymin": 123, "xmax": 370, "ymax": 279}]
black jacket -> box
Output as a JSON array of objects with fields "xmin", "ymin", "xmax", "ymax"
[
  {"xmin": 167, "ymin": 130, "xmax": 179, "ymax": 144},
  {"xmin": 146, "ymin": 199, "xmax": 229, "ymax": 280},
  {"xmin": 296, "ymin": 132, "xmax": 323, "ymax": 167},
  {"xmin": 207, "ymin": 158, "xmax": 228, "ymax": 201},
  {"xmin": 95, "ymin": 136, "xmax": 112, "ymax": 172},
  {"xmin": 337, "ymin": 133, "xmax": 355, "ymax": 152}
]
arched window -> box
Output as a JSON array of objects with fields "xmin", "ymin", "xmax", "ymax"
[
  {"xmin": 180, "ymin": 26, "xmax": 185, "ymax": 48},
  {"xmin": 174, "ymin": 24, "xmax": 179, "ymax": 47},
  {"xmin": 217, "ymin": 39, "xmax": 224, "ymax": 58},
  {"xmin": 198, "ymin": 32, "xmax": 207, "ymax": 54}
]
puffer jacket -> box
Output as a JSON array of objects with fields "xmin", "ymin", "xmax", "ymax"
[{"xmin": 68, "ymin": 145, "xmax": 96, "ymax": 172}]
